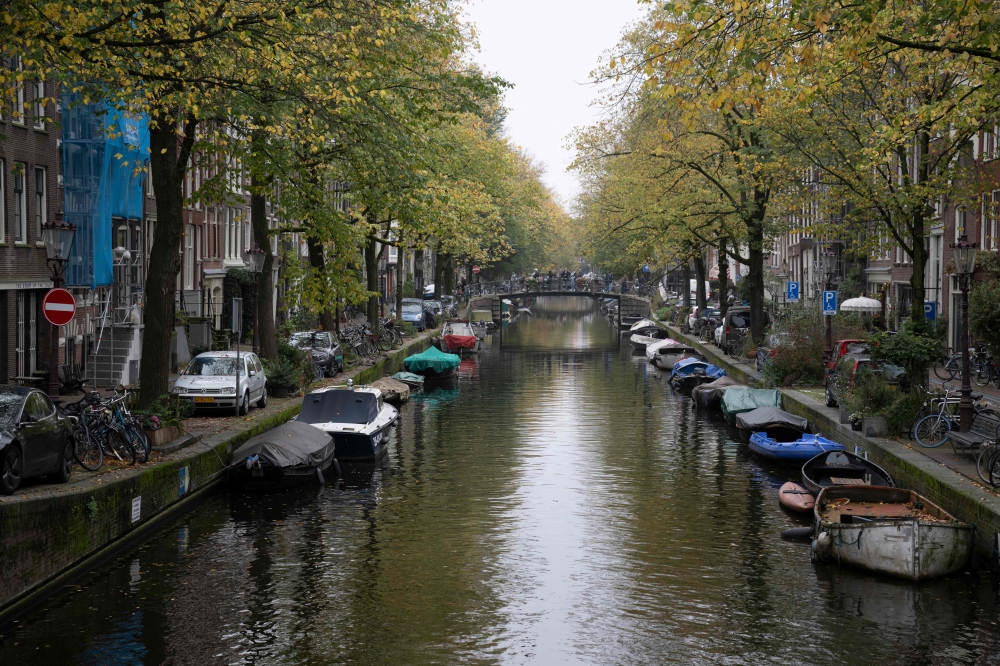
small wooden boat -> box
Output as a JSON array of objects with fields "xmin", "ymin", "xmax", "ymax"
[
  {"xmin": 442, "ymin": 320, "xmax": 480, "ymax": 354},
  {"xmin": 391, "ymin": 371, "xmax": 425, "ymax": 389},
  {"xmin": 630, "ymin": 330, "xmax": 672, "ymax": 350},
  {"xmin": 669, "ymin": 357, "xmax": 725, "ymax": 390},
  {"xmin": 690, "ymin": 376, "xmax": 743, "ymax": 409},
  {"xmin": 297, "ymin": 385, "xmax": 398, "ymax": 461},
  {"xmin": 801, "ymin": 450, "xmax": 894, "ymax": 494},
  {"xmin": 778, "ymin": 481, "xmax": 815, "ymax": 513},
  {"xmin": 404, "ymin": 346, "xmax": 461, "ymax": 381},
  {"xmin": 650, "ymin": 344, "xmax": 698, "ymax": 370},
  {"xmin": 812, "ymin": 486, "xmax": 973, "ymax": 580},
  {"xmin": 721, "ymin": 389, "xmax": 782, "ymax": 425},
  {"xmin": 229, "ymin": 421, "xmax": 336, "ymax": 491}
]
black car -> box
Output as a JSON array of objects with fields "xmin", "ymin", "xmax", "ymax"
[
  {"xmin": 694, "ymin": 308, "xmax": 722, "ymax": 339},
  {"xmin": 0, "ymin": 386, "xmax": 75, "ymax": 494},
  {"xmin": 719, "ymin": 307, "xmax": 771, "ymax": 355},
  {"xmin": 289, "ymin": 331, "xmax": 344, "ymax": 377}
]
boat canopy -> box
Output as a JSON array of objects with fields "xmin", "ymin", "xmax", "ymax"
[
  {"xmin": 404, "ymin": 346, "xmax": 461, "ymax": 373},
  {"xmin": 298, "ymin": 389, "xmax": 379, "ymax": 425},
  {"xmin": 736, "ymin": 406, "xmax": 807, "ymax": 433},
  {"xmin": 691, "ymin": 376, "xmax": 742, "ymax": 407},
  {"xmin": 629, "ymin": 318, "xmax": 658, "ymax": 332},
  {"xmin": 670, "ymin": 357, "xmax": 725, "ymax": 380},
  {"xmin": 232, "ymin": 421, "xmax": 335, "ymax": 469},
  {"xmin": 721, "ymin": 388, "xmax": 782, "ymax": 422}
]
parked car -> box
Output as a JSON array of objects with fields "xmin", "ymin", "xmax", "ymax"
[
  {"xmin": 396, "ymin": 298, "xmax": 426, "ymax": 331},
  {"xmin": 424, "ymin": 299, "xmax": 444, "ymax": 317},
  {"xmin": 719, "ymin": 306, "xmax": 771, "ymax": 355},
  {"xmin": 173, "ymin": 351, "xmax": 268, "ymax": 415},
  {"xmin": 685, "ymin": 306, "xmax": 700, "ymax": 332},
  {"xmin": 0, "ymin": 386, "xmax": 75, "ymax": 495},
  {"xmin": 825, "ymin": 354, "xmax": 907, "ymax": 408},
  {"xmin": 694, "ymin": 308, "xmax": 722, "ymax": 339},
  {"xmin": 755, "ymin": 332, "xmax": 789, "ymax": 371},
  {"xmin": 289, "ymin": 331, "xmax": 343, "ymax": 377},
  {"xmin": 440, "ymin": 295, "xmax": 458, "ymax": 317}
]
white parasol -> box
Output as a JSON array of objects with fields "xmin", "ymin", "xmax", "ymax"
[{"xmin": 840, "ymin": 296, "xmax": 882, "ymax": 313}]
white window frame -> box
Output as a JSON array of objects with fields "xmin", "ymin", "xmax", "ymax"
[
  {"xmin": 12, "ymin": 57, "xmax": 25, "ymax": 125},
  {"xmin": 183, "ymin": 224, "xmax": 194, "ymax": 289},
  {"xmin": 955, "ymin": 207, "xmax": 966, "ymax": 242},
  {"xmin": 32, "ymin": 80, "xmax": 45, "ymax": 130},
  {"xmin": 984, "ymin": 191, "xmax": 999, "ymax": 252},
  {"xmin": 12, "ymin": 164, "xmax": 26, "ymax": 243},
  {"xmin": 34, "ymin": 166, "xmax": 46, "ymax": 240}
]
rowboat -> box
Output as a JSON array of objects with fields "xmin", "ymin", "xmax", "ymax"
[
  {"xmin": 650, "ymin": 344, "xmax": 698, "ymax": 370},
  {"xmin": 749, "ymin": 432, "xmax": 845, "ymax": 462},
  {"xmin": 690, "ymin": 376, "xmax": 743, "ymax": 409},
  {"xmin": 721, "ymin": 389, "xmax": 782, "ymax": 425},
  {"xmin": 778, "ymin": 481, "xmax": 815, "ymax": 513},
  {"xmin": 801, "ymin": 450, "xmax": 894, "ymax": 494},
  {"xmin": 812, "ymin": 486, "xmax": 973, "ymax": 580},
  {"xmin": 669, "ymin": 357, "xmax": 725, "ymax": 390},
  {"xmin": 404, "ymin": 346, "xmax": 461, "ymax": 381}
]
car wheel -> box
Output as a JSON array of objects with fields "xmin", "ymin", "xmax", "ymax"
[
  {"xmin": 52, "ymin": 441, "xmax": 73, "ymax": 484},
  {"xmin": 1, "ymin": 445, "xmax": 22, "ymax": 495},
  {"xmin": 825, "ymin": 385, "xmax": 837, "ymax": 408},
  {"xmin": 256, "ymin": 386, "xmax": 267, "ymax": 409},
  {"xmin": 239, "ymin": 391, "xmax": 250, "ymax": 416}
]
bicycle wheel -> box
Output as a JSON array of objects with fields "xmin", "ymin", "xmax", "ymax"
[
  {"xmin": 989, "ymin": 446, "xmax": 1000, "ymax": 488},
  {"xmin": 973, "ymin": 362, "xmax": 991, "ymax": 387},
  {"xmin": 933, "ymin": 356, "xmax": 956, "ymax": 381},
  {"xmin": 991, "ymin": 366, "xmax": 1000, "ymax": 390},
  {"xmin": 977, "ymin": 444, "xmax": 996, "ymax": 484},
  {"xmin": 123, "ymin": 425, "xmax": 149, "ymax": 463},
  {"xmin": 913, "ymin": 414, "xmax": 952, "ymax": 448},
  {"xmin": 105, "ymin": 428, "xmax": 137, "ymax": 464},
  {"xmin": 72, "ymin": 424, "xmax": 103, "ymax": 471},
  {"xmin": 377, "ymin": 334, "xmax": 392, "ymax": 352}
]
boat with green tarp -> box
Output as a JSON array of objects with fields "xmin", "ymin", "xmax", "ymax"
[{"xmin": 403, "ymin": 346, "xmax": 461, "ymax": 380}]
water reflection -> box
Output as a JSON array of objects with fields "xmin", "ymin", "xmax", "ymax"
[{"xmin": 1, "ymin": 308, "xmax": 998, "ymax": 665}]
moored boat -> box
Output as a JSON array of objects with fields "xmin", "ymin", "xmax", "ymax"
[
  {"xmin": 229, "ymin": 421, "xmax": 336, "ymax": 491},
  {"xmin": 645, "ymin": 338, "xmax": 680, "ymax": 361},
  {"xmin": 801, "ymin": 450, "xmax": 894, "ymax": 494},
  {"xmin": 404, "ymin": 346, "xmax": 461, "ymax": 381},
  {"xmin": 652, "ymin": 344, "xmax": 700, "ymax": 371},
  {"xmin": 669, "ymin": 357, "xmax": 725, "ymax": 390},
  {"xmin": 749, "ymin": 432, "xmax": 845, "ymax": 462},
  {"xmin": 721, "ymin": 388, "xmax": 783, "ymax": 425},
  {"xmin": 630, "ymin": 330, "xmax": 673, "ymax": 350},
  {"xmin": 442, "ymin": 320, "xmax": 480, "ymax": 354},
  {"xmin": 391, "ymin": 371, "xmax": 425, "ymax": 389},
  {"xmin": 734, "ymin": 406, "xmax": 806, "ymax": 440},
  {"xmin": 778, "ymin": 481, "xmax": 815, "ymax": 513},
  {"xmin": 812, "ymin": 486, "xmax": 973, "ymax": 580},
  {"xmin": 297, "ymin": 384, "xmax": 398, "ymax": 462},
  {"xmin": 690, "ymin": 376, "xmax": 743, "ymax": 409}
]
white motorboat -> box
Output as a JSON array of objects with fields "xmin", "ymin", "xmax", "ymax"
[
  {"xmin": 812, "ymin": 486, "xmax": 972, "ymax": 581},
  {"xmin": 443, "ymin": 320, "xmax": 481, "ymax": 354},
  {"xmin": 651, "ymin": 344, "xmax": 699, "ymax": 370},
  {"xmin": 296, "ymin": 383, "xmax": 398, "ymax": 462},
  {"xmin": 645, "ymin": 338, "xmax": 681, "ymax": 362},
  {"xmin": 629, "ymin": 330, "xmax": 673, "ymax": 350}
]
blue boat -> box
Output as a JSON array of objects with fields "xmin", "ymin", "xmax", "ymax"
[
  {"xmin": 748, "ymin": 432, "xmax": 845, "ymax": 462},
  {"xmin": 669, "ymin": 357, "xmax": 725, "ymax": 390}
]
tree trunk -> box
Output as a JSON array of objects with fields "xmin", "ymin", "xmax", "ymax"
[
  {"xmin": 908, "ymin": 131, "xmax": 930, "ymax": 327},
  {"xmin": 307, "ymin": 237, "xmax": 336, "ymax": 332},
  {"xmin": 365, "ymin": 235, "xmax": 380, "ymax": 331},
  {"xmin": 718, "ymin": 238, "xmax": 730, "ymax": 319},
  {"xmin": 250, "ymin": 182, "xmax": 277, "ymax": 359},
  {"xmin": 693, "ymin": 253, "xmax": 707, "ymax": 311},
  {"xmin": 747, "ymin": 223, "xmax": 767, "ymax": 345},
  {"xmin": 138, "ymin": 117, "xmax": 191, "ymax": 408},
  {"xmin": 442, "ymin": 253, "xmax": 454, "ymax": 296},
  {"xmin": 681, "ymin": 261, "xmax": 691, "ymax": 309},
  {"xmin": 395, "ymin": 242, "xmax": 405, "ymax": 320},
  {"xmin": 433, "ymin": 251, "xmax": 443, "ymax": 299}
]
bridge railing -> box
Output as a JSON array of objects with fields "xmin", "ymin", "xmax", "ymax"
[{"xmin": 461, "ymin": 278, "xmax": 653, "ymax": 299}]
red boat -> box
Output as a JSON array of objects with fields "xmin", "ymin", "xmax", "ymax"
[{"xmin": 443, "ymin": 320, "xmax": 480, "ymax": 354}]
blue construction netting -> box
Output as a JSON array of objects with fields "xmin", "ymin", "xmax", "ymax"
[{"xmin": 63, "ymin": 93, "xmax": 149, "ymax": 288}]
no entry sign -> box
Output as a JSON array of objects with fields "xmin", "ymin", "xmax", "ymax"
[
  {"xmin": 472, "ymin": 265, "xmax": 481, "ymax": 274},
  {"xmin": 42, "ymin": 288, "xmax": 76, "ymax": 326}
]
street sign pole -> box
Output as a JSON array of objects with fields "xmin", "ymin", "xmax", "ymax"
[
  {"xmin": 42, "ymin": 287, "xmax": 77, "ymax": 400},
  {"xmin": 232, "ymin": 298, "xmax": 242, "ymax": 416}
]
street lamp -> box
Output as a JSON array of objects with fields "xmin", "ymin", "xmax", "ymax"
[
  {"xmin": 41, "ymin": 212, "xmax": 76, "ymax": 399},
  {"xmin": 951, "ymin": 234, "xmax": 978, "ymax": 433},
  {"xmin": 778, "ymin": 259, "xmax": 789, "ymax": 308},
  {"xmin": 247, "ymin": 244, "xmax": 266, "ymax": 354},
  {"xmin": 820, "ymin": 248, "xmax": 838, "ymax": 383}
]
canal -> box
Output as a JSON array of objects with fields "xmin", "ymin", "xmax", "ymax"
[{"xmin": 2, "ymin": 302, "xmax": 999, "ymax": 664}]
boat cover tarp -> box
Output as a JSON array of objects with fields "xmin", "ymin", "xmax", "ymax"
[
  {"xmin": 736, "ymin": 406, "xmax": 807, "ymax": 433},
  {"xmin": 670, "ymin": 357, "xmax": 725, "ymax": 381},
  {"xmin": 748, "ymin": 432, "xmax": 845, "ymax": 462},
  {"xmin": 404, "ymin": 346, "xmax": 461, "ymax": 373},
  {"xmin": 691, "ymin": 376, "xmax": 743, "ymax": 408},
  {"xmin": 392, "ymin": 371, "xmax": 425, "ymax": 386},
  {"xmin": 646, "ymin": 339, "xmax": 682, "ymax": 358},
  {"xmin": 629, "ymin": 318, "xmax": 658, "ymax": 332},
  {"xmin": 444, "ymin": 334, "xmax": 478, "ymax": 350},
  {"xmin": 298, "ymin": 389, "xmax": 378, "ymax": 425},
  {"xmin": 721, "ymin": 388, "xmax": 783, "ymax": 422},
  {"xmin": 232, "ymin": 421, "xmax": 335, "ymax": 469}
]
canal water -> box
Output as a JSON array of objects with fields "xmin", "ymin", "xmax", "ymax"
[{"xmin": 3, "ymin": 302, "xmax": 999, "ymax": 664}]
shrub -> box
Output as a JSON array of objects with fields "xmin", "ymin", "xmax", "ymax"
[
  {"xmin": 868, "ymin": 318, "xmax": 944, "ymax": 392},
  {"xmin": 656, "ymin": 306, "xmax": 670, "ymax": 320},
  {"xmin": 137, "ymin": 394, "xmax": 194, "ymax": 429},
  {"xmin": 970, "ymin": 278, "xmax": 1000, "ymax": 357},
  {"xmin": 396, "ymin": 320, "xmax": 418, "ymax": 336},
  {"xmin": 264, "ymin": 357, "xmax": 301, "ymax": 389},
  {"xmin": 761, "ymin": 309, "xmax": 865, "ymax": 386},
  {"xmin": 842, "ymin": 368, "xmax": 899, "ymax": 421}
]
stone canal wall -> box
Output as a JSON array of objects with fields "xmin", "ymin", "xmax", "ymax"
[
  {"xmin": 0, "ymin": 332, "xmax": 436, "ymax": 621},
  {"xmin": 663, "ymin": 323, "xmax": 1000, "ymax": 563}
]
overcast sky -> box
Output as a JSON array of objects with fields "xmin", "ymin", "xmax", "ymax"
[{"xmin": 462, "ymin": 0, "xmax": 647, "ymax": 212}]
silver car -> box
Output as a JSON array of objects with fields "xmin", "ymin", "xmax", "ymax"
[{"xmin": 172, "ymin": 351, "xmax": 268, "ymax": 415}]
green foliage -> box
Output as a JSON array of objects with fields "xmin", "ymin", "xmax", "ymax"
[
  {"xmin": 396, "ymin": 320, "xmax": 418, "ymax": 336},
  {"xmin": 264, "ymin": 357, "xmax": 301, "ymax": 389},
  {"xmin": 656, "ymin": 306, "xmax": 671, "ymax": 320},
  {"xmin": 868, "ymin": 319, "xmax": 944, "ymax": 390},
  {"xmin": 402, "ymin": 279, "xmax": 418, "ymax": 299},
  {"xmin": 969, "ymin": 279, "xmax": 1000, "ymax": 356},
  {"xmin": 137, "ymin": 394, "xmax": 194, "ymax": 429},
  {"xmin": 736, "ymin": 277, "xmax": 751, "ymax": 305},
  {"xmin": 762, "ymin": 309, "xmax": 865, "ymax": 386},
  {"xmin": 223, "ymin": 269, "xmax": 256, "ymax": 343},
  {"xmin": 189, "ymin": 344, "xmax": 210, "ymax": 358},
  {"xmin": 842, "ymin": 368, "xmax": 900, "ymax": 421}
]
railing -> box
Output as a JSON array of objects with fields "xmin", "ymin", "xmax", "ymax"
[{"xmin": 462, "ymin": 278, "xmax": 653, "ymax": 298}]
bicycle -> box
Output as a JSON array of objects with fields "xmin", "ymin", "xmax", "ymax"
[
  {"xmin": 976, "ymin": 439, "xmax": 1000, "ymax": 486},
  {"xmin": 912, "ymin": 384, "xmax": 993, "ymax": 448},
  {"xmin": 973, "ymin": 353, "xmax": 1000, "ymax": 389},
  {"xmin": 62, "ymin": 398, "xmax": 103, "ymax": 471}
]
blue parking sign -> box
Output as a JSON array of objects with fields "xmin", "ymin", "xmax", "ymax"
[
  {"xmin": 924, "ymin": 302, "xmax": 937, "ymax": 321},
  {"xmin": 786, "ymin": 281, "xmax": 800, "ymax": 302},
  {"xmin": 822, "ymin": 290, "xmax": 837, "ymax": 315}
]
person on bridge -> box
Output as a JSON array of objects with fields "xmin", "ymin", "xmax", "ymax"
[{"xmin": 604, "ymin": 272, "xmax": 613, "ymax": 291}]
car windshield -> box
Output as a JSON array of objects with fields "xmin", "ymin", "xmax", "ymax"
[
  {"xmin": 291, "ymin": 333, "xmax": 331, "ymax": 349},
  {"xmin": 0, "ymin": 393, "xmax": 23, "ymax": 426},
  {"xmin": 184, "ymin": 357, "xmax": 241, "ymax": 376},
  {"xmin": 403, "ymin": 304, "xmax": 422, "ymax": 314}
]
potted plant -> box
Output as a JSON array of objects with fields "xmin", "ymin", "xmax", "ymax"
[
  {"xmin": 265, "ymin": 358, "xmax": 300, "ymax": 398},
  {"xmin": 137, "ymin": 394, "xmax": 194, "ymax": 447}
]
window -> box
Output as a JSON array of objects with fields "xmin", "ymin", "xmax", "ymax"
[
  {"xmin": 11, "ymin": 57, "xmax": 24, "ymax": 124},
  {"xmin": 13, "ymin": 165, "xmax": 26, "ymax": 243},
  {"xmin": 34, "ymin": 167, "xmax": 46, "ymax": 240},
  {"xmin": 32, "ymin": 80, "xmax": 45, "ymax": 129},
  {"xmin": 983, "ymin": 191, "xmax": 999, "ymax": 252},
  {"xmin": 984, "ymin": 128, "xmax": 999, "ymax": 161},
  {"xmin": 183, "ymin": 224, "xmax": 194, "ymax": 289},
  {"xmin": 955, "ymin": 208, "xmax": 966, "ymax": 242},
  {"xmin": 147, "ymin": 166, "xmax": 154, "ymax": 198}
]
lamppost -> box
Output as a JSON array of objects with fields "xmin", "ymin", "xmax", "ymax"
[
  {"xmin": 951, "ymin": 234, "xmax": 978, "ymax": 433},
  {"xmin": 247, "ymin": 245, "xmax": 265, "ymax": 354},
  {"xmin": 778, "ymin": 259, "xmax": 789, "ymax": 308},
  {"xmin": 41, "ymin": 213, "xmax": 76, "ymax": 400},
  {"xmin": 820, "ymin": 247, "xmax": 838, "ymax": 382}
]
